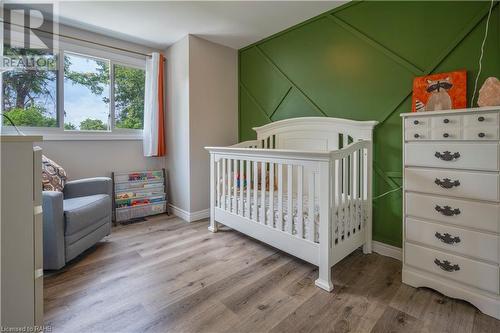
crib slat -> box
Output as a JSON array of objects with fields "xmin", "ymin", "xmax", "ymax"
[
  {"xmin": 307, "ymin": 170, "xmax": 315, "ymax": 242},
  {"xmin": 261, "ymin": 162, "xmax": 267, "ymax": 224},
  {"xmin": 357, "ymin": 149, "xmax": 362, "ymax": 231},
  {"xmin": 338, "ymin": 159, "xmax": 345, "ymax": 243},
  {"xmin": 334, "ymin": 160, "xmax": 342, "ymax": 243},
  {"xmin": 222, "ymin": 159, "xmax": 227, "ymax": 210},
  {"xmin": 349, "ymin": 151, "xmax": 354, "ymax": 238},
  {"xmin": 343, "ymin": 133, "xmax": 349, "ymax": 240},
  {"xmin": 229, "ymin": 158, "xmax": 234, "ymax": 212},
  {"xmin": 353, "ymin": 150, "xmax": 359, "ymax": 233},
  {"xmin": 216, "ymin": 160, "xmax": 221, "ymax": 208},
  {"xmin": 233, "ymin": 159, "xmax": 238, "ymax": 214},
  {"xmin": 344, "ymin": 155, "xmax": 348, "ymax": 240},
  {"xmin": 245, "ymin": 160, "xmax": 250, "ymax": 218},
  {"xmin": 269, "ymin": 162, "xmax": 274, "ymax": 227},
  {"xmin": 362, "ymin": 147, "xmax": 367, "ymax": 227},
  {"xmin": 297, "ymin": 166, "xmax": 303, "ymax": 238},
  {"xmin": 277, "ymin": 164, "xmax": 283, "ymax": 231},
  {"xmin": 331, "ymin": 160, "xmax": 337, "ymax": 247},
  {"xmin": 253, "ymin": 160, "xmax": 258, "ymax": 221},
  {"xmin": 359, "ymin": 149, "xmax": 366, "ymax": 228},
  {"xmin": 287, "ymin": 165, "xmax": 293, "ymax": 234},
  {"xmin": 239, "ymin": 160, "xmax": 244, "ymax": 215}
]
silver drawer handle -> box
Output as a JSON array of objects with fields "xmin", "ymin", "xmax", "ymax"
[
  {"xmin": 434, "ymin": 258, "xmax": 460, "ymax": 272},
  {"xmin": 435, "ymin": 178, "xmax": 460, "ymax": 189},
  {"xmin": 434, "ymin": 151, "xmax": 460, "ymax": 161},
  {"xmin": 435, "ymin": 205, "xmax": 461, "ymax": 216},
  {"xmin": 435, "ymin": 232, "xmax": 461, "ymax": 244}
]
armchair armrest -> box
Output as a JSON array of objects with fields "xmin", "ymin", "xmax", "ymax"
[
  {"xmin": 63, "ymin": 177, "xmax": 112, "ymax": 199},
  {"xmin": 42, "ymin": 191, "xmax": 65, "ymax": 270}
]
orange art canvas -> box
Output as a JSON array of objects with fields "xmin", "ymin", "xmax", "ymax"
[{"xmin": 412, "ymin": 70, "xmax": 467, "ymax": 112}]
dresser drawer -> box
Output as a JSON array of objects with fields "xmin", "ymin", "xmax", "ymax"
[
  {"xmin": 406, "ymin": 218, "xmax": 499, "ymax": 263},
  {"xmin": 463, "ymin": 126, "xmax": 499, "ymax": 140},
  {"xmin": 430, "ymin": 127, "xmax": 462, "ymax": 140},
  {"xmin": 405, "ymin": 167, "xmax": 499, "ymax": 202},
  {"xmin": 405, "ymin": 128, "xmax": 430, "ymax": 141},
  {"xmin": 405, "ymin": 117, "xmax": 430, "ymax": 130},
  {"xmin": 405, "ymin": 192, "xmax": 500, "ymax": 233},
  {"xmin": 463, "ymin": 112, "xmax": 499, "ymax": 127},
  {"xmin": 405, "ymin": 242, "xmax": 499, "ymax": 293},
  {"xmin": 405, "ymin": 142, "xmax": 499, "ymax": 171},
  {"xmin": 431, "ymin": 115, "xmax": 462, "ymax": 128}
]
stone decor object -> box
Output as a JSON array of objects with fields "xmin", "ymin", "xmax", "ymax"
[{"xmin": 477, "ymin": 77, "xmax": 500, "ymax": 107}]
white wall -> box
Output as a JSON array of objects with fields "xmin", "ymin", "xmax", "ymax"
[
  {"xmin": 165, "ymin": 36, "xmax": 191, "ymax": 212},
  {"xmin": 189, "ymin": 36, "xmax": 238, "ymax": 213},
  {"xmin": 39, "ymin": 140, "xmax": 164, "ymax": 180},
  {"xmin": 165, "ymin": 35, "xmax": 238, "ymax": 218},
  {"xmin": 33, "ymin": 23, "xmax": 166, "ymax": 181}
]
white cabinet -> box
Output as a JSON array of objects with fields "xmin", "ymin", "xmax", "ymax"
[
  {"xmin": 1, "ymin": 136, "xmax": 43, "ymax": 328},
  {"xmin": 401, "ymin": 107, "xmax": 500, "ymax": 320}
]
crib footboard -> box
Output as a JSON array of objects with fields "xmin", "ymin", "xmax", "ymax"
[{"xmin": 206, "ymin": 141, "xmax": 372, "ymax": 292}]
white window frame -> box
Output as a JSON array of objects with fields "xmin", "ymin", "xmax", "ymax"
[{"xmin": 1, "ymin": 37, "xmax": 147, "ymax": 141}]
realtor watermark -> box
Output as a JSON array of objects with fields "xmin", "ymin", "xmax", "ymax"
[
  {"xmin": 1, "ymin": 1, "xmax": 58, "ymax": 72},
  {"xmin": 2, "ymin": 54, "xmax": 56, "ymax": 71}
]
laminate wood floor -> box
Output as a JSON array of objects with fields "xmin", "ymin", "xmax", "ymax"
[{"xmin": 44, "ymin": 215, "xmax": 500, "ymax": 333}]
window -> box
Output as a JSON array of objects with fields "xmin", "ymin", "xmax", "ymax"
[
  {"xmin": 1, "ymin": 46, "xmax": 58, "ymax": 127},
  {"xmin": 114, "ymin": 64, "xmax": 145, "ymax": 129},
  {"xmin": 1, "ymin": 43, "xmax": 146, "ymax": 139},
  {"xmin": 64, "ymin": 52, "xmax": 110, "ymax": 131}
]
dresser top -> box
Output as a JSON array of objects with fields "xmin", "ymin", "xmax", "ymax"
[{"xmin": 400, "ymin": 106, "xmax": 500, "ymax": 118}]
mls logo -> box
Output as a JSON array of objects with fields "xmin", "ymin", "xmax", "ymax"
[{"xmin": 3, "ymin": 3, "xmax": 54, "ymax": 51}]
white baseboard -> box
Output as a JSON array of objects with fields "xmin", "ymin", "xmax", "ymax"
[
  {"xmin": 372, "ymin": 241, "xmax": 402, "ymax": 261},
  {"xmin": 169, "ymin": 204, "xmax": 209, "ymax": 222}
]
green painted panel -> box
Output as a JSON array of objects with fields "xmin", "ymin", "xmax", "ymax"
[
  {"xmin": 239, "ymin": 88, "xmax": 270, "ymax": 141},
  {"xmin": 372, "ymin": 97, "xmax": 409, "ymax": 247},
  {"xmin": 239, "ymin": 1, "xmax": 500, "ymax": 247},
  {"xmin": 259, "ymin": 17, "xmax": 414, "ymax": 122},
  {"xmin": 435, "ymin": 10, "xmax": 500, "ymax": 104},
  {"xmin": 240, "ymin": 47, "xmax": 291, "ymax": 116},
  {"xmin": 335, "ymin": 1, "xmax": 487, "ymax": 71},
  {"xmin": 271, "ymin": 88, "xmax": 323, "ymax": 121}
]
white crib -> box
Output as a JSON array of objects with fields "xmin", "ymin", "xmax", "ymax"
[{"xmin": 205, "ymin": 117, "xmax": 378, "ymax": 291}]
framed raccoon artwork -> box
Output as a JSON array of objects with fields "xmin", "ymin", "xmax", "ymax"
[{"xmin": 412, "ymin": 70, "xmax": 467, "ymax": 112}]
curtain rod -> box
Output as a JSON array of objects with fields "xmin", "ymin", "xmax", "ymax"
[{"xmin": 2, "ymin": 19, "xmax": 164, "ymax": 59}]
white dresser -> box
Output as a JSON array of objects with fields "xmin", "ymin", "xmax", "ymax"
[
  {"xmin": 401, "ymin": 106, "xmax": 500, "ymax": 320},
  {"xmin": 1, "ymin": 136, "xmax": 44, "ymax": 328}
]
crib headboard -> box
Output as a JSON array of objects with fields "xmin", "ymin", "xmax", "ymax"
[{"xmin": 253, "ymin": 117, "xmax": 378, "ymax": 151}]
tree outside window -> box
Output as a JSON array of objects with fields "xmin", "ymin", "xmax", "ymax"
[{"xmin": 2, "ymin": 46, "xmax": 146, "ymax": 132}]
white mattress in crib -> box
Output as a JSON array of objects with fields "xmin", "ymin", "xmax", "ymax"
[{"xmin": 219, "ymin": 192, "xmax": 367, "ymax": 243}]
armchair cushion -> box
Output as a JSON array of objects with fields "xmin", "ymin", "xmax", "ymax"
[
  {"xmin": 64, "ymin": 194, "xmax": 111, "ymax": 238},
  {"xmin": 63, "ymin": 177, "xmax": 112, "ymax": 199}
]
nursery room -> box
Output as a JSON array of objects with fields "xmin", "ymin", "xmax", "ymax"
[{"xmin": 1, "ymin": 0, "xmax": 500, "ymax": 332}]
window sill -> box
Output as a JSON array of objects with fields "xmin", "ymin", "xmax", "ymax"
[{"xmin": 1, "ymin": 128, "xmax": 143, "ymax": 141}]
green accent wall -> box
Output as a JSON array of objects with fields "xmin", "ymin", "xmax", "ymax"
[{"xmin": 238, "ymin": 1, "xmax": 500, "ymax": 247}]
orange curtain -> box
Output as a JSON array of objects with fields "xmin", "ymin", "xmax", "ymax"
[{"xmin": 156, "ymin": 54, "xmax": 166, "ymax": 156}]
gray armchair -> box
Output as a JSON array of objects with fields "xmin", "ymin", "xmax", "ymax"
[{"xmin": 43, "ymin": 177, "xmax": 112, "ymax": 270}]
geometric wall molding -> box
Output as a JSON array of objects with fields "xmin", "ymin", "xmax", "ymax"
[{"xmin": 239, "ymin": 0, "xmax": 500, "ymax": 247}]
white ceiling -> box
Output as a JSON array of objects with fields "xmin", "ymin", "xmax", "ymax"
[{"xmin": 52, "ymin": 1, "xmax": 346, "ymax": 50}]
